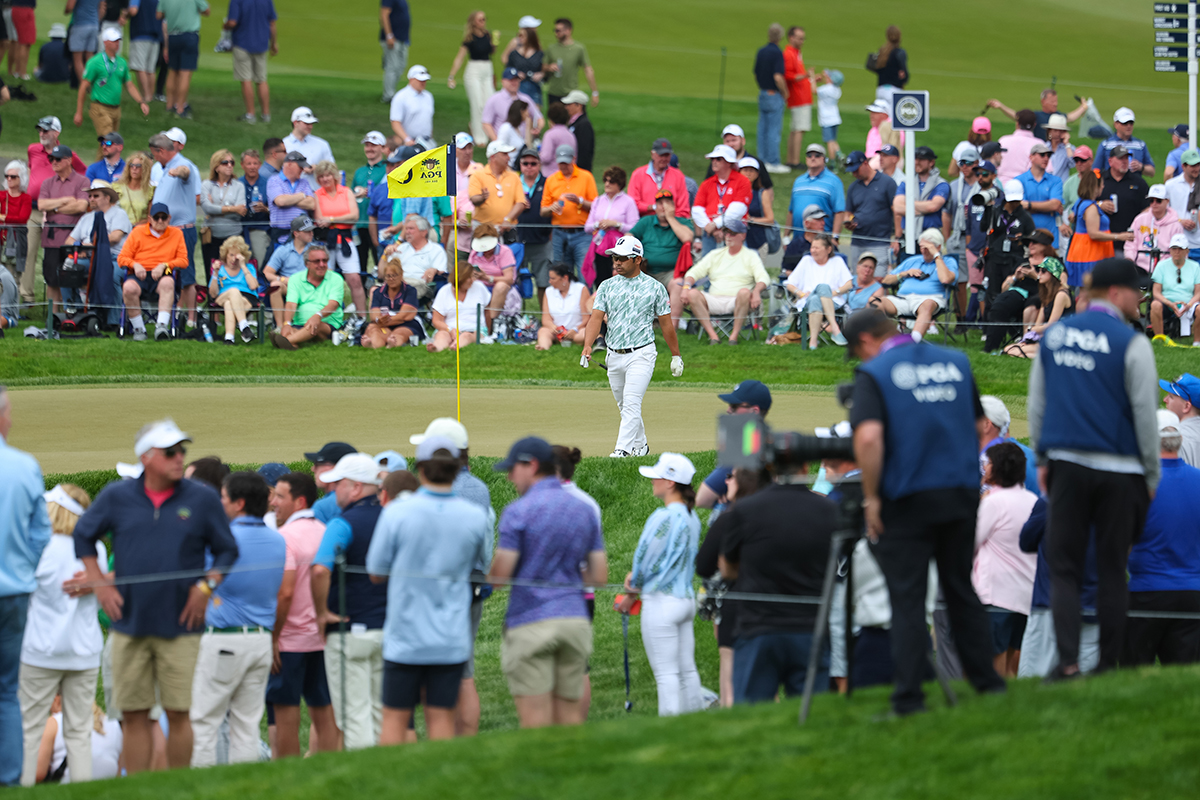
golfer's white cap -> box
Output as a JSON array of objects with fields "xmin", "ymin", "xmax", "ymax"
[
  {"xmin": 322, "ymin": 453, "xmax": 383, "ymax": 486},
  {"xmin": 606, "ymin": 235, "xmax": 643, "ymax": 258},
  {"xmin": 291, "ymin": 106, "xmax": 318, "ymax": 124},
  {"xmin": 134, "ymin": 419, "xmax": 191, "ymax": 457},
  {"xmin": 411, "ymin": 417, "xmax": 469, "ymax": 448},
  {"xmin": 407, "ymin": 65, "xmax": 431, "ymax": 81},
  {"xmin": 1148, "ymin": 183, "xmax": 1169, "ymax": 200},
  {"xmin": 638, "ymin": 452, "xmax": 696, "ymax": 484}
]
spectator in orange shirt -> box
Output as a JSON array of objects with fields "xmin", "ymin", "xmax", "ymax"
[
  {"xmin": 541, "ymin": 144, "xmax": 596, "ymax": 271},
  {"xmin": 783, "ymin": 26, "xmax": 812, "ymax": 169},
  {"xmin": 467, "ymin": 141, "xmax": 529, "ymax": 230},
  {"xmin": 117, "ymin": 202, "xmax": 189, "ymax": 341}
]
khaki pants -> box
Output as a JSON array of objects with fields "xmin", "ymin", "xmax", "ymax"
[
  {"xmin": 18, "ymin": 663, "xmax": 99, "ymax": 786},
  {"xmin": 22, "ymin": 209, "xmax": 41, "ymax": 303},
  {"xmin": 189, "ymin": 631, "xmax": 272, "ymax": 768},
  {"xmin": 88, "ymin": 101, "xmax": 121, "ymax": 138},
  {"xmin": 323, "ymin": 628, "xmax": 383, "ymax": 750}
]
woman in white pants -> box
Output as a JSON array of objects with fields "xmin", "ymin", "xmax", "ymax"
[
  {"xmin": 19, "ymin": 485, "xmax": 105, "ymax": 786},
  {"xmin": 619, "ymin": 453, "xmax": 703, "ymax": 716},
  {"xmin": 447, "ymin": 11, "xmax": 496, "ymax": 145}
]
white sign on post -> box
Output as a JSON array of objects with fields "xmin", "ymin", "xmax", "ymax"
[{"xmin": 891, "ymin": 91, "xmax": 930, "ymax": 256}]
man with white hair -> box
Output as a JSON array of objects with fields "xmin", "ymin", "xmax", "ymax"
[
  {"xmin": 283, "ymin": 107, "xmax": 334, "ymax": 190},
  {"xmin": 0, "ymin": 386, "xmax": 52, "ymax": 787},
  {"xmin": 389, "ymin": 65, "xmax": 434, "ymax": 146},
  {"xmin": 1160, "ymin": 374, "xmax": 1200, "ymax": 466},
  {"xmin": 1124, "ymin": 409, "xmax": 1200, "ymax": 665},
  {"xmin": 1148, "ymin": 235, "xmax": 1200, "ymax": 341},
  {"xmin": 70, "ymin": 419, "xmax": 237, "ymax": 773},
  {"xmin": 979, "ymin": 395, "xmax": 1040, "ymax": 494},
  {"xmin": 877, "ymin": 228, "xmax": 957, "ymax": 339},
  {"xmin": 386, "ymin": 214, "xmax": 446, "ymax": 299}
]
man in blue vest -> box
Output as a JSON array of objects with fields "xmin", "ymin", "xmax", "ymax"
[
  {"xmin": 309, "ymin": 452, "xmax": 387, "ymax": 749},
  {"xmin": 1027, "ymin": 257, "xmax": 1160, "ymax": 680},
  {"xmin": 846, "ymin": 307, "xmax": 1005, "ymax": 716}
]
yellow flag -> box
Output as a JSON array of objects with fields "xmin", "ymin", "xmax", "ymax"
[{"xmin": 387, "ymin": 144, "xmax": 455, "ymax": 199}]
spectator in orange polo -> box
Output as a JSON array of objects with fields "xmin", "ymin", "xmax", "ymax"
[
  {"xmin": 540, "ymin": 144, "xmax": 596, "ymax": 272},
  {"xmin": 117, "ymin": 202, "xmax": 189, "ymax": 341},
  {"xmin": 467, "ymin": 141, "xmax": 528, "ymax": 231},
  {"xmin": 783, "ymin": 26, "xmax": 813, "ymax": 169}
]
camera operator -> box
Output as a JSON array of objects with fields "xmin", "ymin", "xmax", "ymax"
[
  {"xmin": 718, "ymin": 446, "xmax": 837, "ymax": 704},
  {"xmin": 696, "ymin": 380, "xmax": 773, "ymax": 514},
  {"xmin": 845, "ymin": 307, "xmax": 1006, "ymax": 716},
  {"xmin": 980, "ymin": 180, "xmax": 1036, "ymax": 310}
]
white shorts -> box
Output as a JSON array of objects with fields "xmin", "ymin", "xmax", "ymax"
[
  {"xmin": 887, "ymin": 293, "xmax": 945, "ymax": 316},
  {"xmin": 327, "ymin": 237, "xmax": 360, "ymax": 274},
  {"xmin": 129, "ymin": 40, "xmax": 159, "ymax": 73},
  {"xmin": 790, "ymin": 105, "xmax": 812, "ymax": 132},
  {"xmin": 701, "ymin": 293, "xmax": 738, "ymax": 315}
]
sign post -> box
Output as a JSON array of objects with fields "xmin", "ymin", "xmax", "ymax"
[
  {"xmin": 1153, "ymin": 2, "xmax": 1197, "ymax": 147},
  {"xmin": 890, "ymin": 90, "xmax": 930, "ymax": 255}
]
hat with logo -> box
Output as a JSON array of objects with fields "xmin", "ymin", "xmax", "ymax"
[
  {"xmin": 806, "ymin": 143, "xmax": 827, "ymax": 157},
  {"xmin": 322, "ymin": 453, "xmax": 383, "ymax": 486},
  {"xmin": 877, "ymin": 144, "xmax": 900, "ymax": 157},
  {"xmin": 99, "ymin": 132, "xmax": 124, "ymax": 146},
  {"xmin": 606, "ymin": 234, "xmax": 644, "ymax": 258},
  {"xmin": 722, "ymin": 123, "xmax": 745, "ymax": 138},
  {"xmin": 1171, "ymin": 123, "xmax": 1190, "ymax": 139},
  {"xmin": 971, "ymin": 116, "xmax": 992, "ymax": 134},
  {"xmin": 973, "ymin": 160, "xmax": 997, "ymax": 175},
  {"xmin": 36, "ymin": 115, "xmax": 63, "ymax": 132},
  {"xmin": 1160, "ymin": 373, "xmax": 1200, "ymax": 405},
  {"xmin": 554, "ymin": 144, "xmax": 576, "ymax": 164},
  {"xmin": 493, "ymin": 436, "xmax": 554, "ymax": 471},
  {"xmin": 411, "ymin": 418, "xmax": 470, "ymax": 448},
  {"xmin": 1113, "ymin": 107, "xmax": 1136, "ymax": 124},
  {"xmin": 291, "ymin": 215, "xmax": 316, "ymax": 233},
  {"xmin": 361, "ymin": 131, "xmax": 387, "ymax": 146},
  {"xmin": 914, "ymin": 145, "xmax": 937, "ymax": 161},
  {"xmin": 486, "ymin": 140, "xmax": 516, "ymax": 159},
  {"xmin": 1090, "ymin": 257, "xmax": 1142, "ymax": 290},
  {"xmin": 1003, "ymin": 179, "xmax": 1025, "ymax": 202},
  {"xmin": 291, "ymin": 106, "xmax": 318, "ymax": 124},
  {"xmin": 1045, "ymin": 113, "xmax": 1070, "ymax": 132},
  {"xmin": 1074, "ymin": 145, "xmax": 1094, "ymax": 161},
  {"xmin": 414, "ymin": 436, "xmax": 461, "ymax": 463},
  {"xmin": 454, "ymin": 131, "xmax": 474, "ymax": 149},
  {"xmin": 705, "ymin": 144, "xmax": 738, "ymax": 163},
  {"xmin": 802, "ymin": 204, "xmax": 827, "ymax": 221},
  {"xmin": 1170, "ymin": 232, "xmax": 1191, "ymax": 249},
  {"xmin": 49, "ymin": 145, "xmax": 73, "ymax": 160},
  {"xmin": 651, "ymin": 138, "xmax": 673, "ymax": 155},
  {"xmin": 134, "ymin": 419, "xmax": 191, "ymax": 457},
  {"xmin": 638, "ymin": 452, "xmax": 696, "ymax": 484},
  {"xmin": 101, "ymin": 27, "xmax": 122, "ymax": 42},
  {"xmin": 501, "ymin": 66, "xmax": 520, "ymax": 81},
  {"xmin": 304, "ymin": 441, "xmax": 358, "ymax": 465},
  {"xmin": 1110, "ymin": 144, "xmax": 1130, "ymax": 159},
  {"xmin": 1149, "ymin": 184, "xmax": 1169, "ymax": 200},
  {"xmin": 1029, "ymin": 141, "xmax": 1052, "ymax": 156},
  {"xmin": 980, "ymin": 141, "xmax": 1006, "ymax": 158},
  {"xmin": 844, "ymin": 150, "xmax": 868, "ymax": 172},
  {"xmin": 256, "ymin": 462, "xmax": 290, "ymax": 487},
  {"xmin": 562, "ymin": 89, "xmax": 590, "ymax": 105},
  {"xmin": 407, "ymin": 65, "xmax": 431, "ymax": 81},
  {"xmin": 722, "ymin": 217, "xmax": 748, "ymax": 235},
  {"xmin": 718, "ymin": 379, "xmax": 772, "ymax": 414},
  {"xmin": 374, "ymin": 450, "xmax": 409, "ymax": 472}
]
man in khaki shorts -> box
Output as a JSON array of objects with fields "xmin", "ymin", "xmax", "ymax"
[
  {"xmin": 226, "ymin": 0, "xmax": 278, "ymax": 124},
  {"xmin": 680, "ymin": 217, "xmax": 770, "ymax": 345},
  {"xmin": 69, "ymin": 419, "xmax": 238, "ymax": 773},
  {"xmin": 489, "ymin": 437, "xmax": 607, "ymax": 728}
]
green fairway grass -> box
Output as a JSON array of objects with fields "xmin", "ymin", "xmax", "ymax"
[{"xmin": 36, "ymin": 664, "xmax": 1200, "ymax": 799}]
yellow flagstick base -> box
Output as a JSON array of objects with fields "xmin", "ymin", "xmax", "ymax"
[{"xmin": 452, "ymin": 196, "xmax": 461, "ymax": 421}]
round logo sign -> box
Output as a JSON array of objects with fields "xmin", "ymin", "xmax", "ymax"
[
  {"xmin": 1044, "ymin": 324, "xmax": 1066, "ymax": 351},
  {"xmin": 890, "ymin": 363, "xmax": 919, "ymax": 391},
  {"xmin": 895, "ymin": 97, "xmax": 923, "ymax": 128}
]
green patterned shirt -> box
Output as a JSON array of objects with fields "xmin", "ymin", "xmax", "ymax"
[{"xmin": 591, "ymin": 271, "xmax": 670, "ymax": 351}]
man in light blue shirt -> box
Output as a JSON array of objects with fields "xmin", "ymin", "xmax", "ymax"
[
  {"xmin": 787, "ymin": 143, "xmax": 845, "ymax": 234},
  {"xmin": 191, "ymin": 471, "xmax": 284, "ymax": 767},
  {"xmin": 367, "ymin": 436, "xmax": 490, "ymax": 744},
  {"xmin": 1016, "ymin": 142, "xmax": 1065, "ymax": 248},
  {"xmin": 148, "ymin": 131, "xmax": 202, "ymax": 326},
  {"xmin": 0, "ymin": 387, "xmax": 51, "ymax": 787},
  {"xmin": 878, "ymin": 228, "xmax": 957, "ymax": 340}
]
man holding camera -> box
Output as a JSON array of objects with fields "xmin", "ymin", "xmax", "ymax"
[
  {"xmin": 845, "ymin": 307, "xmax": 1006, "ymax": 716},
  {"xmin": 981, "ymin": 179, "xmax": 1036, "ymax": 309}
]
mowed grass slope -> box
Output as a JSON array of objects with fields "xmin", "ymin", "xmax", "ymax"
[{"xmin": 34, "ymin": 666, "xmax": 1200, "ymax": 800}]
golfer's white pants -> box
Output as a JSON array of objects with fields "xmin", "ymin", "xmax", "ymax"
[
  {"xmin": 640, "ymin": 593, "xmax": 702, "ymax": 717},
  {"xmin": 1016, "ymin": 608, "xmax": 1100, "ymax": 678},
  {"xmin": 607, "ymin": 346, "xmax": 656, "ymax": 454},
  {"xmin": 324, "ymin": 628, "xmax": 384, "ymax": 750},
  {"xmin": 190, "ymin": 632, "xmax": 272, "ymax": 768}
]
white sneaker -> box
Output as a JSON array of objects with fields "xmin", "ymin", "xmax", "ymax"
[
  {"xmin": 765, "ymin": 162, "xmax": 791, "ymax": 174},
  {"xmin": 631, "ymin": 444, "xmax": 650, "ymax": 457},
  {"xmin": 479, "ymin": 334, "xmax": 496, "ymax": 344},
  {"xmin": 608, "ymin": 449, "xmax": 631, "ymax": 458}
]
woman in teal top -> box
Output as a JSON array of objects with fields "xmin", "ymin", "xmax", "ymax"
[
  {"xmin": 208, "ymin": 236, "xmax": 259, "ymax": 344},
  {"xmin": 619, "ymin": 452, "xmax": 703, "ymax": 716}
]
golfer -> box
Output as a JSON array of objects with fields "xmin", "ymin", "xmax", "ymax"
[{"xmin": 582, "ymin": 235, "xmax": 684, "ymax": 458}]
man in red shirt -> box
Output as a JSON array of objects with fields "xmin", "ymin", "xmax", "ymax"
[
  {"xmin": 23, "ymin": 116, "xmax": 86, "ymax": 304},
  {"xmin": 627, "ymin": 138, "xmax": 691, "ymax": 217},
  {"xmin": 690, "ymin": 144, "xmax": 752, "ymax": 258},
  {"xmin": 783, "ymin": 26, "xmax": 812, "ymax": 169}
]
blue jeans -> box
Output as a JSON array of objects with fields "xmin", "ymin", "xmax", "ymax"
[
  {"xmin": 552, "ymin": 228, "xmax": 589, "ymax": 271},
  {"xmin": 733, "ymin": 630, "xmax": 829, "ymax": 704},
  {"xmin": 0, "ymin": 594, "xmax": 30, "ymax": 786},
  {"xmin": 757, "ymin": 90, "xmax": 785, "ymax": 166},
  {"xmin": 1190, "ymin": 248, "xmax": 1200, "ymax": 262},
  {"xmin": 803, "ymin": 283, "xmax": 834, "ymax": 313}
]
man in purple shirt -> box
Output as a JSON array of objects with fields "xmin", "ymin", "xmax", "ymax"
[
  {"xmin": 489, "ymin": 436, "xmax": 607, "ymax": 729},
  {"xmin": 37, "ymin": 145, "xmax": 91, "ymax": 315},
  {"xmin": 481, "ymin": 67, "xmax": 544, "ymax": 143}
]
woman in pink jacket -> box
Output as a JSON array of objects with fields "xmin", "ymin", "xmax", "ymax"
[
  {"xmin": 1124, "ymin": 184, "xmax": 1184, "ymax": 273},
  {"xmin": 973, "ymin": 442, "xmax": 1039, "ymax": 678}
]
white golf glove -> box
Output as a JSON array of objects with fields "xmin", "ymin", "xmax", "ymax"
[
  {"xmin": 579, "ymin": 351, "xmax": 590, "ymax": 368},
  {"xmin": 670, "ymin": 355, "xmax": 684, "ymax": 377}
]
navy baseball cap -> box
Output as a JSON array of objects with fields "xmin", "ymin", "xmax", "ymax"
[
  {"xmin": 304, "ymin": 441, "xmax": 357, "ymax": 464},
  {"xmin": 844, "ymin": 150, "xmax": 868, "ymax": 171},
  {"xmin": 502, "ymin": 66, "xmax": 520, "ymax": 80},
  {"xmin": 876, "ymin": 144, "xmax": 900, "ymax": 157},
  {"xmin": 1161, "ymin": 373, "xmax": 1200, "ymax": 404},
  {"xmin": 1171, "ymin": 124, "xmax": 1190, "ymax": 139},
  {"xmin": 256, "ymin": 462, "xmax": 290, "ymax": 487},
  {"xmin": 718, "ymin": 380, "xmax": 772, "ymax": 414},
  {"xmin": 149, "ymin": 202, "xmax": 170, "ymax": 218},
  {"xmin": 1090, "ymin": 258, "xmax": 1141, "ymax": 290},
  {"xmin": 980, "ymin": 141, "xmax": 1007, "ymax": 158},
  {"xmin": 974, "ymin": 160, "xmax": 998, "ymax": 175},
  {"xmin": 494, "ymin": 436, "xmax": 554, "ymax": 471},
  {"xmin": 49, "ymin": 144, "xmax": 73, "ymax": 160}
]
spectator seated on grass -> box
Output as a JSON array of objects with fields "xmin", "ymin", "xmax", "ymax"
[
  {"xmin": 207, "ymin": 235, "xmax": 260, "ymax": 345},
  {"xmin": 428, "ymin": 260, "xmax": 490, "ymax": 352},
  {"xmin": 679, "ymin": 218, "xmax": 769, "ymax": 346},
  {"xmin": 536, "ymin": 263, "xmax": 591, "ymax": 350},
  {"xmin": 117, "ymin": 202, "xmax": 188, "ymax": 342},
  {"xmin": 270, "ymin": 245, "xmax": 345, "ymax": 350},
  {"xmin": 362, "ymin": 259, "xmax": 422, "ymax": 349},
  {"xmin": 876, "ymin": 227, "xmax": 957, "ymax": 340},
  {"xmin": 263, "ymin": 215, "xmax": 316, "ymax": 329},
  {"xmin": 783, "ymin": 232, "xmax": 851, "ymax": 349}
]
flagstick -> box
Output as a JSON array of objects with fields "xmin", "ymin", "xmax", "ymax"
[{"xmin": 452, "ymin": 195, "xmax": 461, "ymax": 422}]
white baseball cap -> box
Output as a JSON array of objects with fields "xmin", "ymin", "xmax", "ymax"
[
  {"xmin": 1148, "ymin": 183, "xmax": 1169, "ymax": 200},
  {"xmin": 980, "ymin": 396, "xmax": 1011, "ymax": 436},
  {"xmin": 705, "ymin": 144, "xmax": 738, "ymax": 163},
  {"xmin": 721, "ymin": 123, "xmax": 745, "ymax": 138},
  {"xmin": 1170, "ymin": 233, "xmax": 1190, "ymax": 249},
  {"xmin": 638, "ymin": 452, "xmax": 696, "ymax": 484},
  {"xmin": 454, "ymin": 131, "xmax": 474, "ymax": 149},
  {"xmin": 291, "ymin": 106, "xmax": 318, "ymax": 124},
  {"xmin": 410, "ymin": 417, "xmax": 469, "ymax": 448},
  {"xmin": 361, "ymin": 131, "xmax": 387, "ymax": 146},
  {"xmin": 737, "ymin": 156, "xmax": 760, "ymax": 170},
  {"xmin": 36, "ymin": 115, "xmax": 63, "ymax": 132},
  {"xmin": 518, "ymin": 15, "xmax": 542, "ymax": 28},
  {"xmin": 606, "ymin": 235, "xmax": 644, "ymax": 258},
  {"xmin": 134, "ymin": 419, "xmax": 192, "ymax": 457},
  {"xmin": 101, "ymin": 27, "xmax": 122, "ymax": 42},
  {"xmin": 1113, "ymin": 107, "xmax": 1136, "ymax": 124},
  {"xmin": 486, "ymin": 141, "xmax": 516, "ymax": 158},
  {"xmin": 415, "ymin": 435, "xmax": 461, "ymax": 462},
  {"xmin": 1158, "ymin": 408, "xmax": 1181, "ymax": 435},
  {"xmin": 407, "ymin": 65, "xmax": 431, "ymax": 81},
  {"xmin": 322, "ymin": 453, "xmax": 383, "ymax": 486},
  {"xmin": 1003, "ymin": 179, "xmax": 1025, "ymax": 202},
  {"xmin": 163, "ymin": 126, "xmax": 187, "ymax": 145},
  {"xmin": 865, "ymin": 101, "xmax": 889, "ymax": 115}
]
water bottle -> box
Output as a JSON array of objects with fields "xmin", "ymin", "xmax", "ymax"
[
  {"xmin": 340, "ymin": 170, "xmax": 346, "ymax": 186},
  {"xmin": 203, "ymin": 324, "xmax": 213, "ymax": 343}
]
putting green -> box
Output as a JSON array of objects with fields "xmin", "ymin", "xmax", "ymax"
[{"xmin": 8, "ymin": 383, "xmax": 1027, "ymax": 474}]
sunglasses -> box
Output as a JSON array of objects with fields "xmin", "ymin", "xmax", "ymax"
[
  {"xmin": 1152, "ymin": 197, "xmax": 1167, "ymax": 203},
  {"xmin": 162, "ymin": 445, "xmax": 188, "ymax": 459},
  {"xmin": 130, "ymin": 162, "xmax": 144, "ymax": 168},
  {"xmin": 102, "ymin": 140, "xmax": 118, "ymax": 146},
  {"xmin": 48, "ymin": 156, "xmax": 66, "ymax": 163},
  {"xmin": 152, "ymin": 214, "xmax": 169, "ymax": 222},
  {"xmin": 1073, "ymin": 157, "xmax": 1089, "ymax": 163},
  {"xmin": 612, "ymin": 254, "xmax": 635, "ymax": 262},
  {"xmin": 4, "ymin": 174, "xmax": 18, "ymax": 179},
  {"xmin": 307, "ymin": 257, "xmax": 329, "ymax": 264},
  {"xmin": 219, "ymin": 159, "xmax": 235, "ymax": 165}
]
